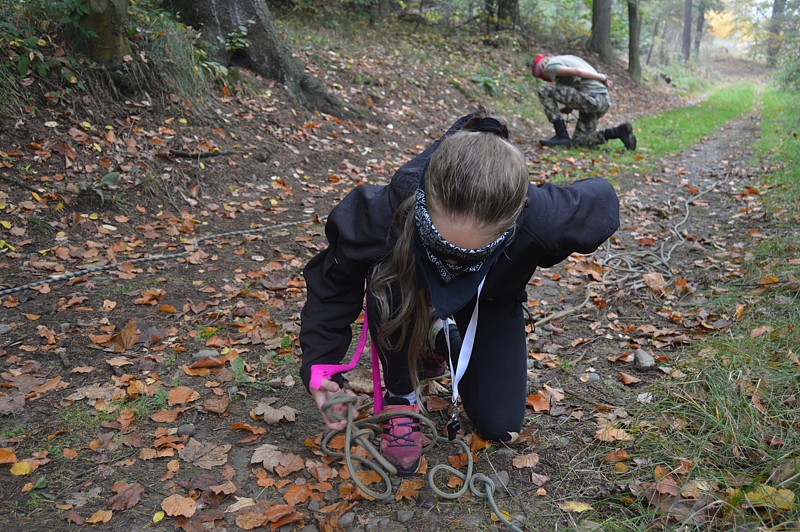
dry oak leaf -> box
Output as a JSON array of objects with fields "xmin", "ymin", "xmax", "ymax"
[
  {"xmin": 168, "ymin": 386, "xmax": 200, "ymax": 405},
  {"xmin": 512, "ymin": 452, "xmax": 540, "ymax": 469},
  {"xmin": 395, "ymin": 479, "xmax": 424, "ymax": 501},
  {"xmin": 178, "ymin": 438, "xmax": 231, "ymax": 469},
  {"xmin": 253, "ymin": 397, "xmax": 300, "ymax": 423},
  {"xmin": 86, "ymin": 509, "xmax": 113, "ymax": 524},
  {"xmin": 161, "ymin": 493, "xmax": 196, "ymax": 518},
  {"xmin": 108, "ymin": 481, "xmax": 145, "ymax": 510},
  {"xmin": 305, "ymin": 459, "xmax": 337, "ymax": 482}
]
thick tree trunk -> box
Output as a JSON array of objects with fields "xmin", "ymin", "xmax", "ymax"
[
  {"xmin": 78, "ymin": 0, "xmax": 130, "ymax": 68},
  {"xmin": 497, "ymin": 0, "xmax": 519, "ymax": 29},
  {"xmin": 484, "ymin": 0, "xmax": 498, "ymax": 32},
  {"xmin": 588, "ymin": 0, "xmax": 613, "ymax": 63},
  {"xmin": 627, "ymin": 0, "xmax": 641, "ymax": 83},
  {"xmin": 165, "ymin": 0, "xmax": 342, "ymax": 115},
  {"xmin": 767, "ymin": 0, "xmax": 787, "ymax": 66},
  {"xmin": 682, "ymin": 0, "xmax": 693, "ymax": 62}
]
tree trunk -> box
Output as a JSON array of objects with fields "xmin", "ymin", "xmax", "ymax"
[
  {"xmin": 767, "ymin": 0, "xmax": 787, "ymax": 66},
  {"xmin": 497, "ymin": 0, "xmax": 519, "ymax": 29},
  {"xmin": 484, "ymin": 0, "xmax": 498, "ymax": 32},
  {"xmin": 164, "ymin": 0, "xmax": 343, "ymax": 115},
  {"xmin": 588, "ymin": 0, "xmax": 613, "ymax": 63},
  {"xmin": 627, "ymin": 0, "xmax": 641, "ymax": 83},
  {"xmin": 645, "ymin": 17, "xmax": 661, "ymax": 66},
  {"xmin": 682, "ymin": 0, "xmax": 692, "ymax": 62},
  {"xmin": 78, "ymin": 0, "xmax": 130, "ymax": 68},
  {"xmin": 693, "ymin": 1, "xmax": 706, "ymax": 60}
]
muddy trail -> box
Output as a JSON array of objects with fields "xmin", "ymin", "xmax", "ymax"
[{"xmin": 0, "ymin": 59, "xmax": 775, "ymax": 530}]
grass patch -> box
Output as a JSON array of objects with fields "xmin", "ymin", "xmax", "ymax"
[
  {"xmin": 588, "ymin": 85, "xmax": 800, "ymax": 530},
  {"xmin": 632, "ymin": 84, "xmax": 756, "ymax": 157}
]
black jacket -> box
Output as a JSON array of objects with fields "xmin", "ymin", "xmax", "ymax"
[{"xmin": 299, "ymin": 116, "xmax": 620, "ymax": 389}]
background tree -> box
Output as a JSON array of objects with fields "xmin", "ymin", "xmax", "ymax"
[
  {"xmin": 682, "ymin": 0, "xmax": 693, "ymax": 61},
  {"xmin": 767, "ymin": 0, "xmax": 787, "ymax": 65},
  {"xmin": 164, "ymin": 0, "xmax": 343, "ymax": 115},
  {"xmin": 628, "ymin": 0, "xmax": 642, "ymax": 81},
  {"xmin": 588, "ymin": 0, "xmax": 614, "ymax": 62}
]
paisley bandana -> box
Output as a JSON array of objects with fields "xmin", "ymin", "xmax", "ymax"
[{"xmin": 414, "ymin": 187, "xmax": 513, "ymax": 283}]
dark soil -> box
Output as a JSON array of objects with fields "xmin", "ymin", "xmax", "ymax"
[{"xmin": 0, "ymin": 42, "xmax": 776, "ymax": 532}]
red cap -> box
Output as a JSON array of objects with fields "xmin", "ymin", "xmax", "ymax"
[{"xmin": 532, "ymin": 54, "xmax": 548, "ymax": 80}]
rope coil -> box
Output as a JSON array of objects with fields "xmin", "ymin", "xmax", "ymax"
[{"xmin": 318, "ymin": 392, "xmax": 522, "ymax": 531}]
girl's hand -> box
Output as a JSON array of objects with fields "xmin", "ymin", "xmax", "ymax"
[{"xmin": 310, "ymin": 378, "xmax": 357, "ymax": 431}]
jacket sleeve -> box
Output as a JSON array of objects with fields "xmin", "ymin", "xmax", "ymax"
[{"xmin": 524, "ymin": 178, "xmax": 619, "ymax": 267}]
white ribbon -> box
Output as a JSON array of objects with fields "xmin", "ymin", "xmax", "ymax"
[{"xmin": 444, "ymin": 277, "xmax": 485, "ymax": 406}]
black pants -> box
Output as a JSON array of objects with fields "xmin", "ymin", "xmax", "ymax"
[{"xmin": 367, "ymin": 291, "xmax": 527, "ymax": 442}]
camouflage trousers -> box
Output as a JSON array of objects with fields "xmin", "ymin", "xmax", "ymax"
[{"xmin": 537, "ymin": 84, "xmax": 611, "ymax": 147}]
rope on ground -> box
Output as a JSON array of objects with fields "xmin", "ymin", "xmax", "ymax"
[
  {"xmin": 319, "ymin": 392, "xmax": 522, "ymax": 532},
  {"xmin": 0, "ymin": 217, "xmax": 321, "ymax": 298},
  {"xmin": 532, "ymin": 177, "xmax": 724, "ymax": 326}
]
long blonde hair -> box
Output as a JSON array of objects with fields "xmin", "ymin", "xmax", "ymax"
[{"xmin": 370, "ymin": 113, "xmax": 528, "ymax": 387}]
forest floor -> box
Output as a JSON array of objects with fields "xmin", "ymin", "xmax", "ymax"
[{"xmin": 0, "ymin": 28, "xmax": 786, "ymax": 532}]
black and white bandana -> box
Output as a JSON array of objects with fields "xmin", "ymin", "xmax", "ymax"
[{"xmin": 414, "ymin": 187, "xmax": 513, "ymax": 283}]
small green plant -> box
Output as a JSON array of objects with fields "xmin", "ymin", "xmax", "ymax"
[
  {"xmin": 52, "ymin": 0, "xmax": 97, "ymax": 39},
  {"xmin": 220, "ymin": 18, "xmax": 255, "ymax": 52},
  {"xmin": 78, "ymin": 171, "xmax": 120, "ymax": 204}
]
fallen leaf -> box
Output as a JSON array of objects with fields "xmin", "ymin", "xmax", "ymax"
[
  {"xmin": 10, "ymin": 461, "xmax": 32, "ymax": 475},
  {"xmin": 253, "ymin": 397, "xmax": 300, "ymax": 423},
  {"xmin": 0, "ymin": 448, "xmax": 17, "ymax": 464},
  {"xmin": 512, "ymin": 452, "xmax": 540, "ymax": 469},
  {"xmin": 603, "ymin": 449, "xmax": 630, "ymax": 463},
  {"xmin": 161, "ymin": 493, "xmax": 196, "ymax": 518},
  {"xmin": 749, "ymin": 325, "xmax": 774, "ymax": 338},
  {"xmin": 595, "ymin": 425, "xmax": 634, "ymax": 442},
  {"xmin": 108, "ymin": 482, "xmax": 145, "ymax": 510},
  {"xmin": 526, "ymin": 391, "xmax": 550, "ymax": 412},
  {"xmin": 111, "ymin": 320, "xmax": 140, "ymax": 352},
  {"xmin": 178, "ymin": 438, "xmax": 231, "ymax": 469},
  {"xmin": 738, "ymin": 484, "xmax": 796, "ymax": 511},
  {"xmin": 395, "ymin": 479, "xmax": 424, "ymax": 501},
  {"xmin": 560, "ymin": 501, "xmax": 593, "ymax": 513},
  {"xmin": 619, "ymin": 372, "xmax": 641, "ymax": 385},
  {"xmin": 86, "ymin": 509, "xmax": 113, "ymax": 524},
  {"xmin": 168, "ymin": 386, "xmax": 200, "ymax": 405},
  {"xmin": 251, "ymin": 443, "xmax": 281, "ymax": 471}
]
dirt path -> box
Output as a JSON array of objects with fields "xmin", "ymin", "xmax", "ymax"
[{"xmin": 0, "ymin": 58, "xmax": 773, "ymax": 530}]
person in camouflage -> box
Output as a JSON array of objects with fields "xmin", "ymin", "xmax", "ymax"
[{"xmin": 532, "ymin": 54, "xmax": 636, "ymax": 151}]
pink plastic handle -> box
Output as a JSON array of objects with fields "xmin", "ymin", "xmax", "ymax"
[{"xmin": 309, "ymin": 303, "xmax": 384, "ymax": 413}]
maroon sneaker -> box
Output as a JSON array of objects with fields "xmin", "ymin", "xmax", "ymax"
[{"xmin": 380, "ymin": 399, "xmax": 422, "ymax": 474}]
